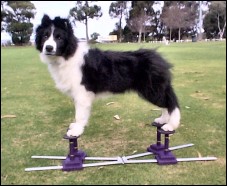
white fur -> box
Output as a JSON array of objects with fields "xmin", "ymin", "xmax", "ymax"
[
  {"xmin": 40, "ymin": 41, "xmax": 95, "ymax": 137},
  {"xmin": 158, "ymin": 107, "xmax": 181, "ymax": 131},
  {"xmin": 42, "ymin": 26, "xmax": 57, "ymax": 53},
  {"xmin": 154, "ymin": 108, "xmax": 169, "ymax": 124}
]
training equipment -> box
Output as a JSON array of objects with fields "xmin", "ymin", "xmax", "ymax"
[{"xmin": 25, "ymin": 123, "xmax": 217, "ymax": 172}]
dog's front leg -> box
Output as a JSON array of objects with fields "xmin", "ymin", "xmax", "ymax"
[{"xmin": 67, "ymin": 91, "xmax": 95, "ymax": 137}]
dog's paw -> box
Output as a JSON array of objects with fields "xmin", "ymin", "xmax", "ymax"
[
  {"xmin": 69, "ymin": 122, "xmax": 76, "ymax": 129},
  {"xmin": 67, "ymin": 123, "xmax": 84, "ymax": 137},
  {"xmin": 161, "ymin": 123, "xmax": 174, "ymax": 131},
  {"xmin": 154, "ymin": 117, "xmax": 167, "ymax": 125}
]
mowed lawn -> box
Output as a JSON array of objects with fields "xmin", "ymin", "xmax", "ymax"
[{"xmin": 1, "ymin": 41, "xmax": 226, "ymax": 185}]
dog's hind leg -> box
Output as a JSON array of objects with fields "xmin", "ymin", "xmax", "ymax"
[
  {"xmin": 143, "ymin": 84, "xmax": 180, "ymax": 131},
  {"xmin": 154, "ymin": 108, "xmax": 169, "ymax": 125},
  {"xmin": 161, "ymin": 107, "xmax": 180, "ymax": 131},
  {"xmin": 159, "ymin": 85, "xmax": 181, "ymax": 131}
]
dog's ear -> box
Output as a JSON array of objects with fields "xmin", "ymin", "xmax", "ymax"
[
  {"xmin": 53, "ymin": 16, "xmax": 68, "ymax": 30},
  {"xmin": 41, "ymin": 14, "xmax": 52, "ymax": 26}
]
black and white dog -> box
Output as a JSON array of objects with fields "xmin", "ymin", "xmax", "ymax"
[{"xmin": 35, "ymin": 15, "xmax": 180, "ymax": 137}]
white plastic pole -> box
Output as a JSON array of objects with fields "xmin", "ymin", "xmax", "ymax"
[
  {"xmin": 25, "ymin": 166, "xmax": 63, "ymax": 172},
  {"xmin": 32, "ymin": 155, "xmax": 120, "ymax": 161}
]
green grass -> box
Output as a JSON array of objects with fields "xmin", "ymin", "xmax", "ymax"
[{"xmin": 1, "ymin": 41, "xmax": 226, "ymax": 185}]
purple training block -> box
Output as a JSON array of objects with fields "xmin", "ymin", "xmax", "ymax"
[
  {"xmin": 147, "ymin": 122, "xmax": 177, "ymax": 165},
  {"xmin": 62, "ymin": 135, "xmax": 87, "ymax": 171},
  {"xmin": 147, "ymin": 122, "xmax": 165, "ymax": 154},
  {"xmin": 155, "ymin": 129, "xmax": 177, "ymax": 165}
]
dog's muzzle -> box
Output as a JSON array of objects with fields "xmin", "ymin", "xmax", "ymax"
[{"xmin": 45, "ymin": 45, "xmax": 56, "ymax": 55}]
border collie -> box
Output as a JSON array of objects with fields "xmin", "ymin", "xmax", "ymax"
[{"xmin": 35, "ymin": 15, "xmax": 180, "ymax": 137}]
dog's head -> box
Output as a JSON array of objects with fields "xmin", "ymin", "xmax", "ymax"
[{"xmin": 35, "ymin": 14, "xmax": 78, "ymax": 60}]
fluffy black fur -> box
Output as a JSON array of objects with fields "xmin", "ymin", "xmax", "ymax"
[{"xmin": 82, "ymin": 48, "xmax": 179, "ymax": 113}]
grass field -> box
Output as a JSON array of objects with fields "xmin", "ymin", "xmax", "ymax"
[{"xmin": 1, "ymin": 41, "xmax": 226, "ymax": 185}]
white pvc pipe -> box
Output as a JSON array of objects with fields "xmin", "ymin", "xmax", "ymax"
[
  {"xmin": 169, "ymin": 143, "xmax": 194, "ymax": 151},
  {"xmin": 25, "ymin": 156, "xmax": 217, "ymax": 171},
  {"xmin": 32, "ymin": 155, "xmax": 120, "ymax": 161},
  {"xmin": 31, "ymin": 144, "xmax": 194, "ymax": 161},
  {"xmin": 121, "ymin": 157, "xmax": 217, "ymax": 164},
  {"xmin": 177, "ymin": 157, "xmax": 217, "ymax": 162},
  {"xmin": 32, "ymin": 156, "xmax": 65, "ymax": 160},
  {"xmin": 25, "ymin": 166, "xmax": 63, "ymax": 172},
  {"xmin": 123, "ymin": 152, "xmax": 153, "ymax": 160},
  {"xmin": 123, "ymin": 159, "xmax": 158, "ymax": 164},
  {"xmin": 124, "ymin": 144, "xmax": 194, "ymax": 160},
  {"xmin": 85, "ymin": 157, "xmax": 120, "ymax": 161},
  {"xmin": 83, "ymin": 160, "xmax": 123, "ymax": 168}
]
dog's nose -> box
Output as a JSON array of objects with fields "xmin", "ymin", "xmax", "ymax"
[{"xmin": 46, "ymin": 45, "xmax": 54, "ymax": 52}]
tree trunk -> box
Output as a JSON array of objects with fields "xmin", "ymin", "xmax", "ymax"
[
  {"xmin": 219, "ymin": 21, "xmax": 226, "ymax": 40},
  {"xmin": 138, "ymin": 28, "xmax": 142, "ymax": 43},
  {"xmin": 178, "ymin": 27, "xmax": 181, "ymax": 41},
  {"xmin": 85, "ymin": 18, "xmax": 89, "ymax": 41},
  {"xmin": 119, "ymin": 17, "xmax": 122, "ymax": 42},
  {"xmin": 169, "ymin": 28, "xmax": 172, "ymax": 41}
]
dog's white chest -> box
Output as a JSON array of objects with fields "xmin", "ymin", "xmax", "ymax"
[
  {"xmin": 41, "ymin": 42, "xmax": 89, "ymax": 98},
  {"xmin": 48, "ymin": 62, "xmax": 82, "ymax": 97}
]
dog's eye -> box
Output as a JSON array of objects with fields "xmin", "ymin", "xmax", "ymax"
[
  {"xmin": 44, "ymin": 35, "xmax": 48, "ymax": 39},
  {"xmin": 57, "ymin": 36, "xmax": 62, "ymax": 40}
]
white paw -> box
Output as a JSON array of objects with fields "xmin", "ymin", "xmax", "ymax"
[
  {"xmin": 154, "ymin": 117, "xmax": 167, "ymax": 124},
  {"xmin": 67, "ymin": 123, "xmax": 84, "ymax": 137},
  {"xmin": 161, "ymin": 123, "xmax": 174, "ymax": 131},
  {"xmin": 69, "ymin": 122, "xmax": 77, "ymax": 129}
]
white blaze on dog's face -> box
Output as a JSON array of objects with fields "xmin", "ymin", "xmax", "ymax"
[
  {"xmin": 38, "ymin": 25, "xmax": 68, "ymax": 64},
  {"xmin": 42, "ymin": 26, "xmax": 57, "ymax": 55},
  {"xmin": 39, "ymin": 26, "xmax": 59, "ymax": 64}
]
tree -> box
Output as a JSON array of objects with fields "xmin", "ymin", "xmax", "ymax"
[
  {"xmin": 109, "ymin": 1, "xmax": 128, "ymax": 42},
  {"xmin": 90, "ymin": 32, "xmax": 100, "ymax": 41},
  {"xmin": 161, "ymin": 1, "xmax": 197, "ymax": 41},
  {"xmin": 122, "ymin": 25, "xmax": 137, "ymax": 42},
  {"xmin": 69, "ymin": 1, "xmax": 102, "ymax": 41},
  {"xmin": 3, "ymin": 1, "xmax": 36, "ymax": 45},
  {"xmin": 1, "ymin": 1, "xmax": 8, "ymax": 31},
  {"xmin": 127, "ymin": 1, "xmax": 155, "ymax": 43},
  {"xmin": 161, "ymin": 5, "xmax": 176, "ymax": 41},
  {"xmin": 127, "ymin": 15, "xmax": 148, "ymax": 43},
  {"xmin": 150, "ymin": 8, "xmax": 165, "ymax": 41},
  {"xmin": 203, "ymin": 1, "xmax": 226, "ymax": 39}
]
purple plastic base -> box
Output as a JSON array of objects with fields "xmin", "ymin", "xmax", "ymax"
[
  {"xmin": 62, "ymin": 134, "xmax": 87, "ymax": 171},
  {"xmin": 147, "ymin": 144, "xmax": 165, "ymax": 154},
  {"xmin": 62, "ymin": 150, "xmax": 86, "ymax": 171},
  {"xmin": 155, "ymin": 150, "xmax": 177, "ymax": 165}
]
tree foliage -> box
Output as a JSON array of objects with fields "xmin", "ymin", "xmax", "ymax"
[
  {"xmin": 109, "ymin": 1, "xmax": 128, "ymax": 42},
  {"xmin": 127, "ymin": 1, "xmax": 155, "ymax": 43},
  {"xmin": 2, "ymin": 1, "xmax": 36, "ymax": 45},
  {"xmin": 1, "ymin": 1, "xmax": 8, "ymax": 31},
  {"xmin": 161, "ymin": 1, "xmax": 197, "ymax": 41},
  {"xmin": 203, "ymin": 1, "xmax": 226, "ymax": 39},
  {"xmin": 90, "ymin": 32, "xmax": 100, "ymax": 41},
  {"xmin": 69, "ymin": 1, "xmax": 102, "ymax": 41}
]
